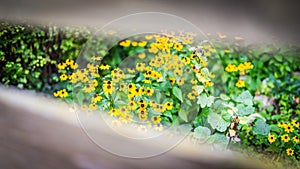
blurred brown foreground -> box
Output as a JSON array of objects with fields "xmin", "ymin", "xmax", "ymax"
[{"xmin": 0, "ymin": 85, "xmax": 272, "ymax": 169}]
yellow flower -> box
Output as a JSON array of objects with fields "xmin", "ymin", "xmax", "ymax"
[
  {"xmin": 177, "ymin": 78, "xmax": 185, "ymax": 86},
  {"xmin": 209, "ymin": 73, "xmax": 215, "ymax": 78},
  {"xmin": 138, "ymin": 41, "xmax": 147, "ymax": 47},
  {"xmin": 286, "ymin": 148, "xmax": 294, "ymax": 156},
  {"xmin": 138, "ymin": 53, "xmax": 146, "ymax": 59},
  {"xmin": 169, "ymin": 78, "xmax": 176, "ymax": 85},
  {"xmin": 138, "ymin": 100, "xmax": 147, "ymax": 110},
  {"xmin": 53, "ymin": 90, "xmax": 61, "ymax": 97},
  {"xmin": 293, "ymin": 136, "xmax": 299, "ymax": 143},
  {"xmin": 127, "ymin": 83, "xmax": 136, "ymax": 93},
  {"xmin": 225, "ymin": 64, "xmax": 238, "ymax": 72},
  {"xmin": 145, "ymin": 87, "xmax": 154, "ymax": 96},
  {"xmin": 128, "ymin": 100, "xmax": 137, "ymax": 110},
  {"xmin": 188, "ymin": 92, "xmax": 196, "ymax": 100},
  {"xmin": 131, "ymin": 41, "xmax": 138, "ymax": 47},
  {"xmin": 205, "ymin": 81, "xmax": 214, "ymax": 87},
  {"xmin": 99, "ymin": 64, "xmax": 110, "ymax": 70},
  {"xmin": 136, "ymin": 63, "xmax": 146, "ymax": 71},
  {"xmin": 244, "ymin": 62, "xmax": 254, "ymax": 70},
  {"xmin": 109, "ymin": 109, "xmax": 120, "ymax": 117},
  {"xmin": 292, "ymin": 120, "xmax": 299, "ymax": 128},
  {"xmin": 182, "ymin": 57, "xmax": 190, "ymax": 64},
  {"xmin": 119, "ymin": 40, "xmax": 130, "ymax": 47},
  {"xmin": 119, "ymin": 83, "xmax": 126, "ymax": 91},
  {"xmin": 57, "ymin": 62, "xmax": 67, "ymax": 70},
  {"xmin": 268, "ymin": 134, "xmax": 276, "ymax": 144},
  {"xmin": 59, "ymin": 89, "xmax": 68, "ymax": 98},
  {"xmin": 238, "ymin": 63, "xmax": 246, "ymax": 72},
  {"xmin": 91, "ymin": 56, "xmax": 102, "ymax": 61},
  {"xmin": 278, "ymin": 122, "xmax": 287, "ymax": 128},
  {"xmin": 191, "ymin": 79, "xmax": 197, "ymax": 84},
  {"xmin": 81, "ymin": 104, "xmax": 88, "ymax": 110},
  {"xmin": 70, "ymin": 62, "xmax": 78, "ymax": 69},
  {"xmin": 92, "ymin": 94, "xmax": 102, "ymax": 103},
  {"xmin": 127, "ymin": 68, "xmax": 135, "ymax": 74},
  {"xmin": 60, "ymin": 74, "xmax": 68, "ymax": 81},
  {"xmin": 143, "ymin": 77, "xmax": 152, "ymax": 84},
  {"xmin": 103, "ymin": 82, "xmax": 114, "ymax": 95},
  {"xmin": 89, "ymin": 79, "xmax": 98, "ymax": 87},
  {"xmin": 154, "ymin": 124, "xmax": 163, "ymax": 131},
  {"xmin": 236, "ymin": 80, "xmax": 245, "ymax": 88},
  {"xmin": 66, "ymin": 59, "xmax": 74, "ymax": 65},
  {"xmin": 284, "ymin": 123, "xmax": 294, "ymax": 133},
  {"xmin": 151, "ymin": 116, "xmax": 161, "ymax": 124},
  {"xmin": 89, "ymin": 103, "xmax": 97, "ymax": 111},
  {"xmin": 138, "ymin": 109, "xmax": 148, "ymax": 121},
  {"xmin": 224, "ymin": 49, "xmax": 231, "ymax": 53},
  {"xmin": 281, "ymin": 134, "xmax": 290, "ymax": 142},
  {"xmin": 119, "ymin": 113, "xmax": 132, "ymax": 123},
  {"xmin": 165, "ymin": 102, "xmax": 173, "ymax": 110},
  {"xmin": 83, "ymin": 84, "xmax": 95, "ymax": 93},
  {"xmin": 173, "ymin": 42, "xmax": 183, "ymax": 51},
  {"xmin": 145, "ymin": 35, "xmax": 153, "ymax": 40}
]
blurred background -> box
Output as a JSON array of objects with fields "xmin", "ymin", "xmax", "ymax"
[{"xmin": 1, "ymin": 0, "xmax": 300, "ymax": 43}]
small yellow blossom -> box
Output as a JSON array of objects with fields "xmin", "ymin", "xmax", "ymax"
[
  {"xmin": 292, "ymin": 120, "xmax": 299, "ymax": 128},
  {"xmin": 236, "ymin": 80, "xmax": 245, "ymax": 88},
  {"xmin": 57, "ymin": 62, "xmax": 67, "ymax": 70},
  {"xmin": 293, "ymin": 136, "xmax": 299, "ymax": 143},
  {"xmin": 60, "ymin": 74, "xmax": 68, "ymax": 81},
  {"xmin": 281, "ymin": 134, "xmax": 290, "ymax": 142},
  {"xmin": 286, "ymin": 148, "xmax": 294, "ymax": 156},
  {"xmin": 284, "ymin": 123, "xmax": 294, "ymax": 133},
  {"xmin": 268, "ymin": 134, "xmax": 276, "ymax": 144},
  {"xmin": 119, "ymin": 40, "xmax": 130, "ymax": 47},
  {"xmin": 151, "ymin": 116, "xmax": 161, "ymax": 124}
]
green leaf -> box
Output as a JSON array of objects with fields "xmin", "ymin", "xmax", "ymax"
[
  {"xmin": 270, "ymin": 124, "xmax": 280, "ymax": 133},
  {"xmin": 236, "ymin": 104, "xmax": 255, "ymax": 116},
  {"xmin": 76, "ymin": 91, "xmax": 85, "ymax": 105},
  {"xmin": 207, "ymin": 133, "xmax": 229, "ymax": 150},
  {"xmin": 193, "ymin": 126, "xmax": 211, "ymax": 139},
  {"xmin": 221, "ymin": 111, "xmax": 232, "ymax": 121},
  {"xmin": 197, "ymin": 94, "xmax": 214, "ymax": 108},
  {"xmin": 234, "ymin": 90, "xmax": 253, "ymax": 105},
  {"xmin": 194, "ymin": 85, "xmax": 205, "ymax": 95},
  {"xmin": 163, "ymin": 111, "xmax": 173, "ymax": 121},
  {"xmin": 207, "ymin": 112, "xmax": 230, "ymax": 132},
  {"xmin": 252, "ymin": 119, "xmax": 270, "ymax": 135},
  {"xmin": 178, "ymin": 109, "xmax": 188, "ymax": 122},
  {"xmin": 220, "ymin": 94, "xmax": 230, "ymax": 101},
  {"xmin": 274, "ymin": 55, "xmax": 283, "ymax": 62},
  {"xmin": 172, "ymin": 86, "xmax": 183, "ymax": 102}
]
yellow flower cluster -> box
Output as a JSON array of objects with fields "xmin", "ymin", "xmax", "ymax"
[
  {"xmin": 119, "ymin": 39, "xmax": 148, "ymax": 48},
  {"xmin": 267, "ymin": 120, "xmax": 299, "ymax": 156},
  {"xmin": 225, "ymin": 62, "xmax": 253, "ymax": 88},
  {"xmin": 225, "ymin": 62, "xmax": 253, "ymax": 73},
  {"xmin": 147, "ymin": 32, "xmax": 195, "ymax": 54},
  {"xmin": 55, "ymin": 31, "xmax": 216, "ymax": 132},
  {"xmin": 57, "ymin": 59, "xmax": 78, "ymax": 70},
  {"xmin": 53, "ymin": 89, "xmax": 68, "ymax": 98}
]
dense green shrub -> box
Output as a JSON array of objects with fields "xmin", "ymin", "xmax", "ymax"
[
  {"xmin": 0, "ymin": 21, "xmax": 91, "ymax": 93},
  {"xmin": 0, "ymin": 21, "xmax": 299, "ymax": 162}
]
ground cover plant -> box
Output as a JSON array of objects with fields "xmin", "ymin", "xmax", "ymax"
[{"xmin": 1, "ymin": 21, "xmax": 299, "ymax": 167}]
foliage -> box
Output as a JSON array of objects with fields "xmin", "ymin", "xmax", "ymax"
[
  {"xmin": 0, "ymin": 20, "xmax": 91, "ymax": 92},
  {"xmin": 0, "ymin": 21, "xmax": 299, "ymax": 160}
]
